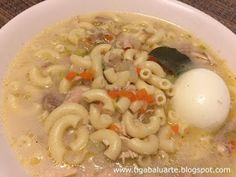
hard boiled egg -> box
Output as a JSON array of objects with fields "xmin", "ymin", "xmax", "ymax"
[{"xmin": 172, "ymin": 68, "xmax": 230, "ymax": 130}]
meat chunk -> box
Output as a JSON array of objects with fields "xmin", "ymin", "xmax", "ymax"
[
  {"xmin": 104, "ymin": 52, "xmax": 122, "ymax": 68},
  {"xmin": 214, "ymin": 118, "xmax": 236, "ymax": 154},
  {"xmin": 42, "ymin": 92, "xmax": 65, "ymax": 112},
  {"xmin": 215, "ymin": 118, "xmax": 236, "ymax": 143},
  {"xmin": 114, "ymin": 61, "xmax": 138, "ymax": 83},
  {"xmin": 87, "ymin": 30, "xmax": 115, "ymax": 46},
  {"xmin": 114, "ymin": 60, "xmax": 133, "ymax": 72},
  {"xmin": 115, "ymin": 33, "xmax": 141, "ymax": 49},
  {"xmin": 64, "ymin": 86, "xmax": 89, "ymax": 103}
]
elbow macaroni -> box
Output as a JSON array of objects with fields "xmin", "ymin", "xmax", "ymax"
[
  {"xmin": 134, "ymin": 51, "xmax": 148, "ymax": 66},
  {"xmin": 127, "ymin": 135, "xmax": 159, "ymax": 155},
  {"xmin": 90, "ymin": 129, "xmax": 121, "ymax": 160},
  {"xmin": 154, "ymin": 107, "xmax": 166, "ymax": 126},
  {"xmin": 82, "ymin": 89, "xmax": 115, "ymax": 114},
  {"xmin": 64, "ymin": 148, "xmax": 88, "ymax": 166},
  {"xmin": 154, "ymin": 89, "xmax": 167, "ymax": 106},
  {"xmin": 135, "ymin": 79, "xmax": 155, "ymax": 94},
  {"xmin": 137, "ymin": 156, "xmax": 152, "ymax": 167},
  {"xmin": 139, "ymin": 68, "xmax": 152, "ymax": 80},
  {"xmin": 116, "ymin": 97, "xmax": 131, "ymax": 113},
  {"xmin": 45, "ymin": 64, "xmax": 67, "ymax": 76},
  {"xmin": 44, "ymin": 103, "xmax": 89, "ymax": 132},
  {"xmin": 91, "ymin": 76, "xmax": 107, "ymax": 89},
  {"xmin": 35, "ymin": 49, "xmax": 60, "ymax": 60},
  {"xmin": 145, "ymin": 74, "xmax": 172, "ymax": 90},
  {"xmin": 48, "ymin": 115, "xmax": 84, "ymax": 163},
  {"xmin": 70, "ymin": 54, "xmax": 92, "ymax": 69},
  {"xmin": 89, "ymin": 104, "xmax": 112, "ymax": 129},
  {"xmin": 124, "ymin": 49, "xmax": 137, "ymax": 61},
  {"xmin": 122, "ymin": 111, "xmax": 160, "ymax": 138},
  {"xmin": 69, "ymin": 126, "xmax": 89, "ymax": 151},
  {"xmin": 29, "ymin": 67, "xmax": 53, "ymax": 88},
  {"xmin": 104, "ymin": 69, "xmax": 130, "ymax": 87},
  {"xmin": 104, "ymin": 49, "xmax": 124, "ymax": 64},
  {"xmin": 68, "ymin": 28, "xmax": 86, "ymax": 45},
  {"xmin": 129, "ymin": 100, "xmax": 144, "ymax": 113},
  {"xmin": 114, "ymin": 71, "xmax": 130, "ymax": 87},
  {"xmin": 158, "ymin": 126, "xmax": 176, "ymax": 153},
  {"xmin": 104, "ymin": 68, "xmax": 117, "ymax": 84},
  {"xmin": 59, "ymin": 78, "xmax": 72, "ymax": 94},
  {"xmin": 90, "ymin": 44, "xmax": 111, "ymax": 77},
  {"xmin": 139, "ymin": 61, "xmax": 166, "ymax": 78},
  {"xmin": 165, "ymin": 87, "xmax": 175, "ymax": 97},
  {"xmin": 124, "ymin": 49, "xmax": 148, "ymax": 66}
]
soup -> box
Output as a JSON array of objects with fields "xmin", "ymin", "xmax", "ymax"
[{"xmin": 1, "ymin": 12, "xmax": 236, "ymax": 177}]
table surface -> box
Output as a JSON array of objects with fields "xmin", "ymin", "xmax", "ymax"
[{"xmin": 0, "ymin": 0, "xmax": 235, "ymax": 33}]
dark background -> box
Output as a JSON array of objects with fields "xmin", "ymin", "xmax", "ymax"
[{"xmin": 0, "ymin": 0, "xmax": 235, "ymax": 33}]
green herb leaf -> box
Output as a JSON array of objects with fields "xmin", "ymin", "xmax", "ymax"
[{"xmin": 149, "ymin": 46, "xmax": 193, "ymax": 75}]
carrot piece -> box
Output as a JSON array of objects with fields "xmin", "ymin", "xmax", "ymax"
[
  {"xmin": 171, "ymin": 124, "xmax": 179, "ymax": 134},
  {"xmin": 108, "ymin": 90, "xmax": 120, "ymax": 99},
  {"xmin": 103, "ymin": 34, "xmax": 113, "ymax": 42},
  {"xmin": 109, "ymin": 123, "xmax": 120, "ymax": 133},
  {"xmin": 126, "ymin": 91, "xmax": 137, "ymax": 102},
  {"xmin": 118, "ymin": 90, "xmax": 127, "ymax": 97},
  {"xmin": 108, "ymin": 89, "xmax": 138, "ymax": 102},
  {"xmin": 230, "ymin": 141, "xmax": 236, "ymax": 150},
  {"xmin": 146, "ymin": 95, "xmax": 155, "ymax": 104},
  {"xmin": 136, "ymin": 89, "xmax": 148, "ymax": 100},
  {"xmin": 136, "ymin": 67, "xmax": 141, "ymax": 75},
  {"xmin": 79, "ymin": 70, "xmax": 94, "ymax": 80},
  {"xmin": 140, "ymin": 107, "xmax": 147, "ymax": 114},
  {"xmin": 66, "ymin": 71, "xmax": 77, "ymax": 80}
]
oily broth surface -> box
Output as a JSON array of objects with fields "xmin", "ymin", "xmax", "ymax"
[{"xmin": 1, "ymin": 12, "xmax": 236, "ymax": 177}]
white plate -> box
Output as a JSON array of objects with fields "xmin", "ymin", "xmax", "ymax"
[{"xmin": 0, "ymin": 0, "xmax": 235, "ymax": 176}]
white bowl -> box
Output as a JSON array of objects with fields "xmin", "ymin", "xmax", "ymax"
[{"xmin": 0, "ymin": 0, "xmax": 235, "ymax": 176}]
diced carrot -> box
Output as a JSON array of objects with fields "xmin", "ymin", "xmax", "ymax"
[
  {"xmin": 108, "ymin": 89, "xmax": 137, "ymax": 102},
  {"xmin": 146, "ymin": 94, "xmax": 155, "ymax": 104},
  {"xmin": 136, "ymin": 89, "xmax": 148, "ymax": 100},
  {"xmin": 148, "ymin": 56, "xmax": 157, "ymax": 61},
  {"xmin": 230, "ymin": 141, "xmax": 236, "ymax": 150},
  {"xmin": 66, "ymin": 71, "xmax": 77, "ymax": 80},
  {"xmin": 109, "ymin": 123, "xmax": 120, "ymax": 133},
  {"xmin": 140, "ymin": 107, "xmax": 147, "ymax": 114},
  {"xmin": 171, "ymin": 124, "xmax": 179, "ymax": 134},
  {"xmin": 118, "ymin": 90, "xmax": 127, "ymax": 97},
  {"xmin": 118, "ymin": 90, "xmax": 125, "ymax": 97},
  {"xmin": 103, "ymin": 34, "xmax": 113, "ymax": 42},
  {"xmin": 79, "ymin": 70, "xmax": 94, "ymax": 80},
  {"xmin": 136, "ymin": 67, "xmax": 141, "ymax": 75},
  {"xmin": 126, "ymin": 91, "xmax": 137, "ymax": 102},
  {"xmin": 123, "ymin": 91, "xmax": 136, "ymax": 101},
  {"xmin": 108, "ymin": 90, "xmax": 120, "ymax": 99}
]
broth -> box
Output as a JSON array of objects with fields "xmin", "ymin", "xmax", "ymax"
[{"xmin": 1, "ymin": 12, "xmax": 236, "ymax": 177}]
